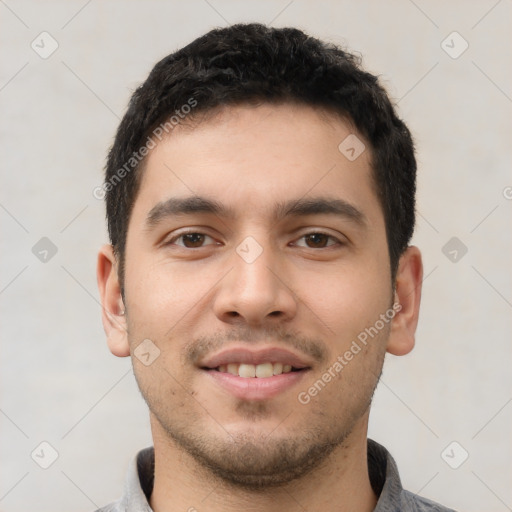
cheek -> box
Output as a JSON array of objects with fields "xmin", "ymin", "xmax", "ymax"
[
  {"xmin": 296, "ymin": 261, "xmax": 392, "ymax": 348},
  {"xmin": 124, "ymin": 254, "xmax": 222, "ymax": 340}
]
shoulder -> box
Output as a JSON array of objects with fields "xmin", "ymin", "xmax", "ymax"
[
  {"xmin": 400, "ymin": 489, "xmax": 458, "ymax": 511},
  {"xmin": 92, "ymin": 503, "xmax": 122, "ymax": 512}
]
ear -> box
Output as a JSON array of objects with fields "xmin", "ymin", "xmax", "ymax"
[
  {"xmin": 97, "ymin": 244, "xmax": 130, "ymax": 357},
  {"xmin": 386, "ymin": 246, "xmax": 423, "ymax": 356}
]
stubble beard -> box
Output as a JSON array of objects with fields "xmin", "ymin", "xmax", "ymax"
[
  {"xmin": 133, "ymin": 323, "xmax": 389, "ymax": 490},
  {"xmin": 142, "ymin": 367, "xmax": 383, "ymax": 491}
]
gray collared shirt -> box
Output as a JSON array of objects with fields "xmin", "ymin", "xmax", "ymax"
[{"xmin": 95, "ymin": 439, "xmax": 456, "ymax": 511}]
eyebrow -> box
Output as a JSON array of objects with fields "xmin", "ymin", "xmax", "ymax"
[
  {"xmin": 146, "ymin": 196, "xmax": 233, "ymax": 227},
  {"xmin": 277, "ymin": 197, "xmax": 366, "ymax": 226},
  {"xmin": 145, "ymin": 195, "xmax": 367, "ymax": 229}
]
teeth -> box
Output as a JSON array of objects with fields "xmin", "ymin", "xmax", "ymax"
[
  {"xmin": 215, "ymin": 362, "xmax": 297, "ymax": 378},
  {"xmin": 238, "ymin": 363, "xmax": 256, "ymax": 378},
  {"xmin": 227, "ymin": 363, "xmax": 238, "ymax": 376},
  {"xmin": 255, "ymin": 362, "xmax": 273, "ymax": 378},
  {"xmin": 273, "ymin": 362, "xmax": 283, "ymax": 375}
]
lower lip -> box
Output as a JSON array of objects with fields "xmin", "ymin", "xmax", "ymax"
[{"xmin": 203, "ymin": 369, "xmax": 309, "ymax": 401}]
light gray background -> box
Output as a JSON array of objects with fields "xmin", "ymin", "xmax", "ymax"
[{"xmin": 1, "ymin": 1, "xmax": 511, "ymax": 511}]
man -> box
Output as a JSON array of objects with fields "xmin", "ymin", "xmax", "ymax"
[{"xmin": 96, "ymin": 23, "xmax": 455, "ymax": 512}]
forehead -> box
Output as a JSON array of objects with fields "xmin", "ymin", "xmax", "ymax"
[{"xmin": 131, "ymin": 103, "xmax": 382, "ymax": 227}]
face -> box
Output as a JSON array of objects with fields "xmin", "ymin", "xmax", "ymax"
[{"xmin": 98, "ymin": 103, "xmax": 422, "ymax": 488}]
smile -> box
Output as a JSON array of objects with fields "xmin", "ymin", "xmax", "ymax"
[
  {"xmin": 199, "ymin": 345, "xmax": 313, "ymax": 400},
  {"xmin": 214, "ymin": 362, "xmax": 299, "ymax": 378}
]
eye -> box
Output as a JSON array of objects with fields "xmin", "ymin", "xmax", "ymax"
[
  {"xmin": 294, "ymin": 232, "xmax": 341, "ymax": 249},
  {"xmin": 167, "ymin": 232, "xmax": 218, "ymax": 248}
]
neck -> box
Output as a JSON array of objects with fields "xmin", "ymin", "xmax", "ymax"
[{"xmin": 149, "ymin": 417, "xmax": 377, "ymax": 512}]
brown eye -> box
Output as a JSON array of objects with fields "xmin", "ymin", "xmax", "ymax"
[
  {"xmin": 305, "ymin": 233, "xmax": 330, "ymax": 248},
  {"xmin": 181, "ymin": 233, "xmax": 206, "ymax": 248},
  {"xmin": 169, "ymin": 232, "xmax": 217, "ymax": 248},
  {"xmin": 294, "ymin": 232, "xmax": 340, "ymax": 249}
]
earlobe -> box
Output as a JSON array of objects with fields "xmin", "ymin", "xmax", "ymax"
[
  {"xmin": 386, "ymin": 246, "xmax": 423, "ymax": 356},
  {"xmin": 97, "ymin": 245, "xmax": 130, "ymax": 358},
  {"xmin": 105, "ymin": 319, "xmax": 131, "ymax": 357}
]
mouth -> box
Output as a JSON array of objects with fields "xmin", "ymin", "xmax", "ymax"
[
  {"xmin": 199, "ymin": 346, "xmax": 312, "ymax": 400},
  {"xmin": 205, "ymin": 362, "xmax": 305, "ymax": 378}
]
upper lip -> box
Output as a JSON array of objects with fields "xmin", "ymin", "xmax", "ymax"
[{"xmin": 199, "ymin": 345, "xmax": 313, "ymax": 369}]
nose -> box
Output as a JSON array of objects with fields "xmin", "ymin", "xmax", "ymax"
[{"xmin": 212, "ymin": 241, "xmax": 298, "ymax": 326}]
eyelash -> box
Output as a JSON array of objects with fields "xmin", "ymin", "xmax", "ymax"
[
  {"xmin": 166, "ymin": 231, "xmax": 219, "ymax": 248},
  {"xmin": 165, "ymin": 230, "xmax": 343, "ymax": 249}
]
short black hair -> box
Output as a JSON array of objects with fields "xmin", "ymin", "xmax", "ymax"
[{"xmin": 104, "ymin": 23, "xmax": 416, "ymax": 287}]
